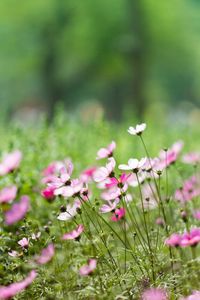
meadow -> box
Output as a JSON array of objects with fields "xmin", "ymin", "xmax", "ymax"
[{"xmin": 0, "ymin": 111, "xmax": 200, "ymax": 299}]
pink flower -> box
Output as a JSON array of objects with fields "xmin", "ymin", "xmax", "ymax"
[
  {"xmin": 105, "ymin": 173, "xmax": 129, "ymax": 188},
  {"xmin": 100, "ymin": 198, "xmax": 120, "ymax": 213},
  {"xmin": 93, "ymin": 158, "xmax": 116, "ymax": 182},
  {"xmin": 165, "ymin": 233, "xmax": 182, "ymax": 247},
  {"xmin": 96, "ymin": 141, "xmax": 116, "ymax": 160},
  {"xmin": 193, "ymin": 210, "xmax": 200, "ymax": 220},
  {"xmin": 111, "ymin": 207, "xmax": 125, "ymax": 221},
  {"xmin": 142, "ymin": 288, "xmax": 167, "ymax": 300},
  {"xmin": 174, "ymin": 176, "xmax": 200, "ymax": 203},
  {"xmin": 36, "ymin": 243, "xmax": 55, "ymax": 265},
  {"xmin": 118, "ymin": 158, "xmax": 146, "ymax": 172},
  {"xmin": 41, "ymin": 186, "xmax": 56, "ymax": 201},
  {"xmin": 128, "ymin": 123, "xmax": 146, "ymax": 136},
  {"xmin": 0, "ymin": 150, "xmax": 22, "ymax": 176},
  {"xmin": 57, "ymin": 200, "xmax": 81, "ymax": 221},
  {"xmin": 0, "ymin": 185, "xmax": 17, "ymax": 204},
  {"xmin": 182, "ymin": 152, "xmax": 200, "ymax": 165},
  {"xmin": 79, "ymin": 259, "xmax": 97, "ymax": 276},
  {"xmin": 180, "ymin": 228, "xmax": 200, "ymax": 247},
  {"xmin": 8, "ymin": 250, "xmax": 19, "ymax": 257},
  {"xmin": 18, "ymin": 238, "xmax": 29, "ymax": 248},
  {"xmin": 54, "ymin": 178, "xmax": 83, "ymax": 198},
  {"xmin": 157, "ymin": 141, "xmax": 183, "ymax": 170},
  {"xmin": 62, "ymin": 224, "xmax": 84, "ymax": 240},
  {"xmin": 80, "ymin": 167, "xmax": 96, "ymax": 183},
  {"xmin": 0, "ymin": 270, "xmax": 37, "ymax": 300},
  {"xmin": 5, "ymin": 195, "xmax": 29, "ymax": 225},
  {"xmin": 182, "ymin": 291, "xmax": 200, "ymax": 300}
]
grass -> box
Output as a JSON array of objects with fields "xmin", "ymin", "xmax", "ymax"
[{"xmin": 0, "ymin": 111, "xmax": 200, "ymax": 299}]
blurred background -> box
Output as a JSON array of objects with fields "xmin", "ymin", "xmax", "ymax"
[{"xmin": 1, "ymin": 0, "xmax": 200, "ymax": 123}]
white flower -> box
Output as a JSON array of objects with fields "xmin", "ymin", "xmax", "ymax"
[
  {"xmin": 127, "ymin": 123, "xmax": 146, "ymax": 136},
  {"xmin": 118, "ymin": 158, "xmax": 146, "ymax": 171}
]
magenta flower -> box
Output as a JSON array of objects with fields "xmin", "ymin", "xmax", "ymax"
[
  {"xmin": 79, "ymin": 259, "xmax": 97, "ymax": 276},
  {"xmin": 182, "ymin": 152, "xmax": 200, "ymax": 165},
  {"xmin": 62, "ymin": 224, "xmax": 84, "ymax": 240},
  {"xmin": 105, "ymin": 173, "xmax": 129, "ymax": 188},
  {"xmin": 41, "ymin": 186, "xmax": 56, "ymax": 201},
  {"xmin": 18, "ymin": 237, "xmax": 29, "ymax": 248},
  {"xmin": 111, "ymin": 207, "xmax": 126, "ymax": 222},
  {"xmin": 142, "ymin": 288, "xmax": 167, "ymax": 300},
  {"xmin": 4, "ymin": 195, "xmax": 29, "ymax": 225},
  {"xmin": 0, "ymin": 150, "xmax": 22, "ymax": 176},
  {"xmin": 0, "ymin": 270, "xmax": 37, "ymax": 300},
  {"xmin": 0, "ymin": 185, "xmax": 17, "ymax": 204},
  {"xmin": 127, "ymin": 123, "xmax": 146, "ymax": 136},
  {"xmin": 93, "ymin": 157, "xmax": 116, "ymax": 182},
  {"xmin": 180, "ymin": 228, "xmax": 200, "ymax": 247},
  {"xmin": 165, "ymin": 233, "xmax": 182, "ymax": 247},
  {"xmin": 96, "ymin": 141, "xmax": 116, "ymax": 160},
  {"xmin": 36, "ymin": 243, "xmax": 55, "ymax": 265}
]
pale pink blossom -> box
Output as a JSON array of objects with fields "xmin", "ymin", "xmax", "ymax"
[
  {"xmin": 57, "ymin": 200, "xmax": 81, "ymax": 221},
  {"xmin": 79, "ymin": 259, "xmax": 97, "ymax": 276},
  {"xmin": 93, "ymin": 158, "xmax": 116, "ymax": 182},
  {"xmin": 101, "ymin": 184, "xmax": 127, "ymax": 201},
  {"xmin": 142, "ymin": 288, "xmax": 167, "ymax": 300},
  {"xmin": 182, "ymin": 152, "xmax": 200, "ymax": 165},
  {"xmin": 0, "ymin": 150, "xmax": 22, "ymax": 176},
  {"xmin": 157, "ymin": 141, "xmax": 184, "ymax": 170},
  {"xmin": 111, "ymin": 207, "xmax": 125, "ymax": 221},
  {"xmin": 54, "ymin": 178, "xmax": 83, "ymax": 198},
  {"xmin": 193, "ymin": 210, "xmax": 200, "ymax": 220},
  {"xmin": 0, "ymin": 185, "xmax": 17, "ymax": 203},
  {"xmin": 182, "ymin": 291, "xmax": 200, "ymax": 300},
  {"xmin": 31, "ymin": 232, "xmax": 41, "ymax": 240},
  {"xmin": 0, "ymin": 270, "xmax": 37, "ymax": 300},
  {"xmin": 96, "ymin": 141, "xmax": 116, "ymax": 160},
  {"xmin": 174, "ymin": 176, "xmax": 200, "ymax": 203},
  {"xmin": 8, "ymin": 250, "xmax": 19, "ymax": 257},
  {"xmin": 5, "ymin": 196, "xmax": 29, "ymax": 225},
  {"xmin": 118, "ymin": 158, "xmax": 146, "ymax": 172},
  {"xmin": 80, "ymin": 167, "xmax": 96, "ymax": 183},
  {"xmin": 180, "ymin": 228, "xmax": 200, "ymax": 247},
  {"xmin": 100, "ymin": 198, "xmax": 120, "ymax": 213},
  {"xmin": 36, "ymin": 243, "xmax": 55, "ymax": 265},
  {"xmin": 62, "ymin": 224, "xmax": 84, "ymax": 240},
  {"xmin": 18, "ymin": 238, "xmax": 29, "ymax": 248},
  {"xmin": 127, "ymin": 123, "xmax": 146, "ymax": 136}
]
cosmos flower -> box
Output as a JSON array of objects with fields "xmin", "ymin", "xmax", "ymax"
[
  {"xmin": 96, "ymin": 141, "xmax": 116, "ymax": 160},
  {"xmin": 80, "ymin": 167, "xmax": 96, "ymax": 183},
  {"xmin": 157, "ymin": 141, "xmax": 183, "ymax": 170},
  {"xmin": 57, "ymin": 200, "xmax": 81, "ymax": 221},
  {"xmin": 127, "ymin": 123, "xmax": 146, "ymax": 136},
  {"xmin": 41, "ymin": 186, "xmax": 56, "ymax": 201},
  {"xmin": 165, "ymin": 228, "xmax": 200, "ymax": 248},
  {"xmin": 0, "ymin": 270, "xmax": 37, "ymax": 300},
  {"xmin": 54, "ymin": 178, "xmax": 83, "ymax": 198},
  {"xmin": 79, "ymin": 259, "xmax": 97, "ymax": 276},
  {"xmin": 119, "ymin": 158, "xmax": 146, "ymax": 172},
  {"xmin": 165, "ymin": 233, "xmax": 182, "ymax": 247},
  {"xmin": 142, "ymin": 288, "xmax": 168, "ymax": 300},
  {"xmin": 182, "ymin": 291, "xmax": 200, "ymax": 300},
  {"xmin": 182, "ymin": 152, "xmax": 200, "ymax": 165},
  {"xmin": 93, "ymin": 157, "xmax": 116, "ymax": 182},
  {"xmin": 8, "ymin": 250, "xmax": 19, "ymax": 258},
  {"xmin": 61, "ymin": 224, "xmax": 84, "ymax": 240},
  {"xmin": 18, "ymin": 238, "xmax": 29, "ymax": 248},
  {"xmin": 111, "ymin": 207, "xmax": 126, "ymax": 221},
  {"xmin": 4, "ymin": 195, "xmax": 30, "ymax": 225},
  {"xmin": 36, "ymin": 243, "xmax": 55, "ymax": 265},
  {"xmin": 0, "ymin": 185, "xmax": 17, "ymax": 204},
  {"xmin": 174, "ymin": 176, "xmax": 200, "ymax": 203},
  {"xmin": 0, "ymin": 150, "xmax": 22, "ymax": 176},
  {"xmin": 100, "ymin": 198, "xmax": 120, "ymax": 213}
]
